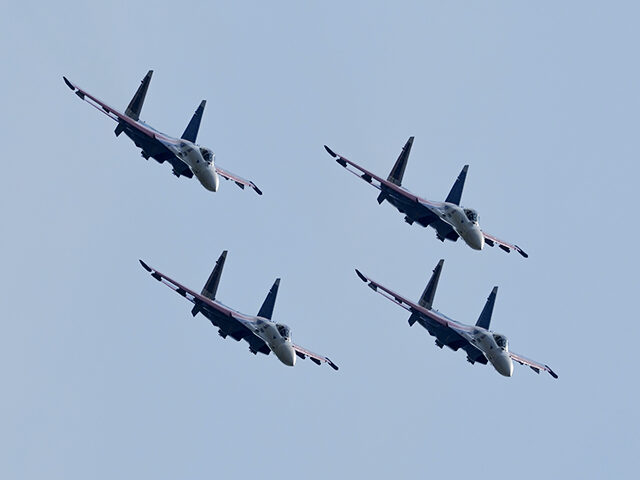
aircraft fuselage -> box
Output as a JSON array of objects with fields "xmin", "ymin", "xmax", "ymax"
[
  {"xmin": 250, "ymin": 318, "xmax": 296, "ymax": 366},
  {"xmin": 171, "ymin": 140, "xmax": 220, "ymax": 192},
  {"xmin": 439, "ymin": 203, "xmax": 484, "ymax": 250},
  {"xmin": 467, "ymin": 327, "xmax": 513, "ymax": 377}
]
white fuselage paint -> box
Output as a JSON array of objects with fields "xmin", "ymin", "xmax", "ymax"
[
  {"xmin": 439, "ymin": 203, "xmax": 485, "ymax": 250},
  {"xmin": 466, "ymin": 327, "xmax": 514, "ymax": 377},
  {"xmin": 249, "ymin": 319, "xmax": 297, "ymax": 366},
  {"xmin": 170, "ymin": 140, "xmax": 220, "ymax": 192}
]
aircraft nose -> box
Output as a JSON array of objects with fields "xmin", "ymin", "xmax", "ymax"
[
  {"xmin": 202, "ymin": 170, "xmax": 219, "ymax": 192},
  {"xmin": 279, "ymin": 344, "xmax": 296, "ymax": 367},
  {"xmin": 468, "ymin": 229, "xmax": 484, "ymax": 250},
  {"xmin": 496, "ymin": 356, "xmax": 514, "ymax": 377}
]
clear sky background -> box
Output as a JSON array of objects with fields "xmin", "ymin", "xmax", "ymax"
[{"xmin": 2, "ymin": 1, "xmax": 639, "ymax": 478}]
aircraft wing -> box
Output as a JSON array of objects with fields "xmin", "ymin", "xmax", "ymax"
[
  {"xmin": 482, "ymin": 231, "xmax": 528, "ymax": 258},
  {"xmin": 62, "ymin": 76, "xmax": 193, "ymax": 178},
  {"xmin": 139, "ymin": 260, "xmax": 270, "ymax": 355},
  {"xmin": 63, "ymin": 76, "xmax": 177, "ymax": 145},
  {"xmin": 215, "ymin": 165, "xmax": 263, "ymax": 195},
  {"xmin": 292, "ymin": 343, "xmax": 339, "ymax": 370},
  {"xmin": 354, "ymin": 269, "xmax": 473, "ymax": 337},
  {"xmin": 508, "ymin": 351, "xmax": 558, "ymax": 379},
  {"xmin": 324, "ymin": 145, "xmax": 443, "ymax": 212}
]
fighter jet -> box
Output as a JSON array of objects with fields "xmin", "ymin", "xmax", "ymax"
[
  {"xmin": 139, "ymin": 251, "xmax": 338, "ymax": 370},
  {"xmin": 325, "ymin": 138, "xmax": 526, "ymax": 257},
  {"xmin": 63, "ymin": 71, "xmax": 261, "ymax": 194},
  {"xmin": 355, "ymin": 260, "xmax": 556, "ymax": 378}
]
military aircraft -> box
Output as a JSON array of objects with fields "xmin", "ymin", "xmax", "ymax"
[
  {"xmin": 355, "ymin": 260, "xmax": 557, "ymax": 378},
  {"xmin": 325, "ymin": 138, "xmax": 527, "ymax": 257},
  {"xmin": 139, "ymin": 251, "xmax": 338, "ymax": 370},
  {"xmin": 63, "ymin": 71, "xmax": 262, "ymax": 194}
]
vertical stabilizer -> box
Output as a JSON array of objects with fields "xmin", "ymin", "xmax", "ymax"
[
  {"xmin": 377, "ymin": 136, "xmax": 414, "ymax": 203},
  {"xmin": 258, "ymin": 279, "xmax": 280, "ymax": 319},
  {"xmin": 476, "ymin": 286, "xmax": 498, "ymax": 329},
  {"xmin": 201, "ymin": 250, "xmax": 227, "ymax": 300},
  {"xmin": 181, "ymin": 100, "xmax": 206, "ymax": 142},
  {"xmin": 125, "ymin": 70, "xmax": 153, "ymax": 121},
  {"xmin": 444, "ymin": 165, "xmax": 468, "ymax": 205},
  {"xmin": 387, "ymin": 136, "xmax": 414, "ymax": 185},
  {"xmin": 192, "ymin": 250, "xmax": 227, "ymax": 316},
  {"xmin": 418, "ymin": 259, "xmax": 444, "ymax": 310}
]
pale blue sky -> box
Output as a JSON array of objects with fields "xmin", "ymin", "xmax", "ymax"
[{"xmin": 2, "ymin": 1, "xmax": 639, "ymax": 478}]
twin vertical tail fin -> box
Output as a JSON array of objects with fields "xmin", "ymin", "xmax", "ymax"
[
  {"xmin": 409, "ymin": 259, "xmax": 444, "ymax": 325},
  {"xmin": 181, "ymin": 100, "xmax": 207, "ymax": 143},
  {"xmin": 115, "ymin": 70, "xmax": 153, "ymax": 136},
  {"xmin": 476, "ymin": 286, "xmax": 498, "ymax": 329},
  {"xmin": 257, "ymin": 279, "xmax": 280, "ymax": 319},
  {"xmin": 377, "ymin": 136, "xmax": 414, "ymax": 204},
  {"xmin": 125, "ymin": 70, "xmax": 153, "ymax": 121},
  {"xmin": 444, "ymin": 165, "xmax": 469, "ymax": 205},
  {"xmin": 191, "ymin": 250, "xmax": 227, "ymax": 316}
]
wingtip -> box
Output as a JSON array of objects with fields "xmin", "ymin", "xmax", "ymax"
[
  {"xmin": 547, "ymin": 366, "xmax": 558, "ymax": 379},
  {"xmin": 139, "ymin": 259, "xmax": 152, "ymax": 272},
  {"xmin": 63, "ymin": 76, "xmax": 74, "ymax": 90},
  {"xmin": 250, "ymin": 182, "xmax": 263, "ymax": 195},
  {"xmin": 324, "ymin": 145, "xmax": 337, "ymax": 157},
  {"xmin": 516, "ymin": 245, "xmax": 529, "ymax": 258},
  {"xmin": 355, "ymin": 269, "xmax": 367, "ymax": 283},
  {"xmin": 328, "ymin": 359, "xmax": 339, "ymax": 371}
]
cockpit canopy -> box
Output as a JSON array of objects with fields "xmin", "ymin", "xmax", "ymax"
[
  {"xmin": 276, "ymin": 323, "xmax": 291, "ymax": 340},
  {"xmin": 199, "ymin": 147, "xmax": 214, "ymax": 164},
  {"xmin": 464, "ymin": 208, "xmax": 479, "ymax": 223},
  {"xmin": 493, "ymin": 333, "xmax": 508, "ymax": 350}
]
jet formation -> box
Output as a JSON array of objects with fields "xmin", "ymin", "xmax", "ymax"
[{"xmin": 63, "ymin": 71, "xmax": 555, "ymax": 378}]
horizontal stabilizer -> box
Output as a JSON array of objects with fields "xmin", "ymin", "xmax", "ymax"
[
  {"xmin": 387, "ymin": 136, "xmax": 414, "ymax": 186},
  {"xmin": 181, "ymin": 100, "xmax": 206, "ymax": 143},
  {"xmin": 419, "ymin": 259, "xmax": 444, "ymax": 309},
  {"xmin": 126, "ymin": 70, "xmax": 153, "ymax": 121},
  {"xmin": 445, "ymin": 165, "xmax": 468, "ymax": 205},
  {"xmin": 258, "ymin": 279, "xmax": 280, "ymax": 319},
  {"xmin": 476, "ymin": 286, "xmax": 498, "ymax": 329}
]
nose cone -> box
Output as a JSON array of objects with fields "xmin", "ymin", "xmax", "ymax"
[
  {"xmin": 467, "ymin": 228, "xmax": 485, "ymax": 251},
  {"xmin": 202, "ymin": 169, "xmax": 219, "ymax": 192},
  {"xmin": 495, "ymin": 356, "xmax": 514, "ymax": 377},
  {"xmin": 277, "ymin": 344, "xmax": 296, "ymax": 367}
]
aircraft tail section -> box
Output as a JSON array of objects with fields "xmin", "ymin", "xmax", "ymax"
[
  {"xmin": 418, "ymin": 259, "xmax": 444, "ymax": 310},
  {"xmin": 378, "ymin": 136, "xmax": 414, "ymax": 203},
  {"xmin": 181, "ymin": 100, "xmax": 206, "ymax": 142},
  {"xmin": 476, "ymin": 286, "xmax": 498, "ymax": 329},
  {"xmin": 257, "ymin": 279, "xmax": 280, "ymax": 319},
  {"xmin": 191, "ymin": 250, "xmax": 227, "ymax": 316},
  {"xmin": 125, "ymin": 70, "xmax": 153, "ymax": 121},
  {"xmin": 444, "ymin": 165, "xmax": 468, "ymax": 205}
]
